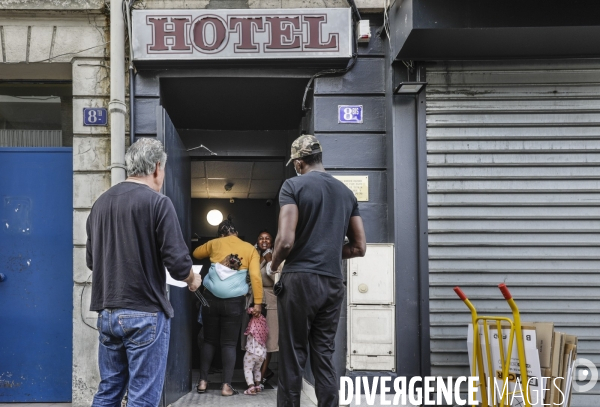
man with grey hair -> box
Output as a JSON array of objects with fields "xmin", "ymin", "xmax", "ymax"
[{"xmin": 86, "ymin": 138, "xmax": 202, "ymax": 407}]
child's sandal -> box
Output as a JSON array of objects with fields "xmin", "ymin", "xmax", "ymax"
[{"xmin": 244, "ymin": 385, "xmax": 257, "ymax": 395}]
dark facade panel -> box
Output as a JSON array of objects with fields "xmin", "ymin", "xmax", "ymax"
[
  {"xmin": 356, "ymin": 14, "xmax": 386, "ymax": 57},
  {"xmin": 326, "ymin": 170, "xmax": 387, "ymax": 242},
  {"xmin": 392, "ymin": 0, "xmax": 600, "ymax": 60},
  {"xmin": 314, "ymin": 96, "xmax": 386, "ymax": 133},
  {"xmin": 413, "ymin": 0, "xmax": 600, "ymax": 28},
  {"xmin": 315, "ymin": 59, "xmax": 385, "ymax": 95},
  {"xmin": 355, "ymin": 202, "xmax": 387, "ymax": 243},
  {"xmin": 397, "ymin": 27, "xmax": 600, "ymax": 60},
  {"xmin": 134, "ymin": 98, "xmax": 159, "ymax": 135},
  {"xmin": 320, "ymin": 134, "xmax": 385, "ymax": 169},
  {"xmin": 134, "ymin": 72, "xmax": 160, "ymax": 97},
  {"xmin": 386, "ymin": 91, "xmax": 430, "ymax": 377}
]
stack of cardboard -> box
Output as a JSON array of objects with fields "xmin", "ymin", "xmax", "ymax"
[
  {"xmin": 467, "ymin": 322, "xmax": 578, "ymax": 407},
  {"xmin": 535, "ymin": 323, "xmax": 578, "ymax": 407}
]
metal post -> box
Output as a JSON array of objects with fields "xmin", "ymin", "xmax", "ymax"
[
  {"xmin": 110, "ymin": 0, "xmax": 127, "ymax": 185},
  {"xmin": 130, "ymin": 67, "xmax": 135, "ymax": 145}
]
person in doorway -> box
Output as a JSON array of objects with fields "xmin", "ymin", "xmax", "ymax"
[
  {"xmin": 86, "ymin": 138, "xmax": 202, "ymax": 407},
  {"xmin": 193, "ymin": 216, "xmax": 263, "ymax": 396},
  {"xmin": 270, "ymin": 135, "xmax": 367, "ymax": 407},
  {"xmin": 242, "ymin": 306, "xmax": 268, "ymax": 395},
  {"xmin": 253, "ymin": 230, "xmax": 281, "ymax": 385}
]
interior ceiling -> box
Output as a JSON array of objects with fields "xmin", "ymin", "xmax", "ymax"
[
  {"xmin": 191, "ymin": 160, "xmax": 284, "ymax": 200},
  {"xmin": 160, "ymin": 77, "xmax": 308, "ymax": 131},
  {"xmin": 0, "ymin": 95, "xmax": 62, "ymax": 130}
]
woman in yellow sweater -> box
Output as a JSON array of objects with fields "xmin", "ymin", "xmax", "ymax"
[{"xmin": 193, "ymin": 216, "xmax": 263, "ymax": 396}]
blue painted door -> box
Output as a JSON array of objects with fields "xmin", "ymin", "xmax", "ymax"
[{"xmin": 0, "ymin": 148, "xmax": 73, "ymax": 401}]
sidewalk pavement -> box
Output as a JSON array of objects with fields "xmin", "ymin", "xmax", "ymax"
[
  {"xmin": 172, "ymin": 369, "xmax": 316, "ymax": 407},
  {"xmin": 0, "ymin": 372, "xmax": 415, "ymax": 407},
  {"xmin": 0, "ymin": 395, "xmax": 415, "ymax": 407},
  {"xmin": 0, "ymin": 372, "xmax": 316, "ymax": 407}
]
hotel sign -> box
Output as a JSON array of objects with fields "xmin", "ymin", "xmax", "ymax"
[{"xmin": 132, "ymin": 8, "xmax": 352, "ymax": 61}]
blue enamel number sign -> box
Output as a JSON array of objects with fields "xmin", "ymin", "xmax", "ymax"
[
  {"xmin": 338, "ymin": 105, "xmax": 363, "ymax": 124},
  {"xmin": 83, "ymin": 107, "xmax": 108, "ymax": 126}
]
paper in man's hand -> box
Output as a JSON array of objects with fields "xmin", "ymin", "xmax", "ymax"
[{"xmin": 166, "ymin": 265, "xmax": 202, "ymax": 287}]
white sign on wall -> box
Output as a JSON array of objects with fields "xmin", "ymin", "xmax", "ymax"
[{"xmin": 132, "ymin": 8, "xmax": 352, "ymax": 61}]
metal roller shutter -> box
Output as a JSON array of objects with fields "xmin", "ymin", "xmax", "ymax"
[{"xmin": 426, "ymin": 60, "xmax": 600, "ymax": 406}]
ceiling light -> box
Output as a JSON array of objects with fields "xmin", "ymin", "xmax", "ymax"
[
  {"xmin": 207, "ymin": 209, "xmax": 223, "ymax": 226},
  {"xmin": 393, "ymin": 82, "xmax": 427, "ymax": 95}
]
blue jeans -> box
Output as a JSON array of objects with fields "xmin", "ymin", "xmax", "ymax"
[{"xmin": 92, "ymin": 309, "xmax": 170, "ymax": 407}]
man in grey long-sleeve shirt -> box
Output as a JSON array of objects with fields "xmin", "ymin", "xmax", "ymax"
[{"xmin": 86, "ymin": 138, "xmax": 201, "ymax": 407}]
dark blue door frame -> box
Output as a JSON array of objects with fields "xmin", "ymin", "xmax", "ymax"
[{"xmin": 157, "ymin": 108, "xmax": 194, "ymax": 406}]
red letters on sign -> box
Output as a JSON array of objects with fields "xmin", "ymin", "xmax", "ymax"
[
  {"xmin": 304, "ymin": 16, "xmax": 337, "ymax": 50},
  {"xmin": 265, "ymin": 16, "xmax": 301, "ymax": 50},
  {"xmin": 146, "ymin": 13, "xmax": 344, "ymax": 56},
  {"xmin": 192, "ymin": 16, "xmax": 228, "ymax": 52},
  {"xmin": 229, "ymin": 17, "xmax": 264, "ymax": 52},
  {"xmin": 147, "ymin": 17, "xmax": 191, "ymax": 52}
]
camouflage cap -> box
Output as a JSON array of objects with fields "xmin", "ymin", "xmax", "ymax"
[{"xmin": 286, "ymin": 134, "xmax": 323, "ymax": 166}]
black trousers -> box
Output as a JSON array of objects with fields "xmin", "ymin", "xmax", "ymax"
[
  {"xmin": 277, "ymin": 272, "xmax": 345, "ymax": 407},
  {"xmin": 199, "ymin": 289, "xmax": 245, "ymax": 385}
]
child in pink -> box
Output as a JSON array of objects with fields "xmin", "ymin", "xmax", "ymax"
[{"xmin": 243, "ymin": 307, "xmax": 269, "ymax": 395}]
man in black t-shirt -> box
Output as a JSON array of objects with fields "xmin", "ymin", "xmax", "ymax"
[
  {"xmin": 86, "ymin": 138, "xmax": 202, "ymax": 407},
  {"xmin": 271, "ymin": 135, "xmax": 366, "ymax": 407}
]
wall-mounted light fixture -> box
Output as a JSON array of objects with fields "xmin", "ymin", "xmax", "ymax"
[
  {"xmin": 207, "ymin": 209, "xmax": 223, "ymax": 226},
  {"xmin": 394, "ymin": 60, "xmax": 427, "ymax": 95},
  {"xmin": 393, "ymin": 82, "xmax": 427, "ymax": 95}
]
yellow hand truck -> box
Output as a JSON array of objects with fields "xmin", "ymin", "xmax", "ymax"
[{"xmin": 453, "ymin": 283, "xmax": 532, "ymax": 407}]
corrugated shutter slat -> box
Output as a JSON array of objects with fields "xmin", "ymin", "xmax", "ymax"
[{"xmin": 427, "ymin": 60, "xmax": 600, "ymax": 406}]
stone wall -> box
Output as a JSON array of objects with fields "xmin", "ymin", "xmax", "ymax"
[{"xmin": 72, "ymin": 52, "xmax": 112, "ymax": 405}]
